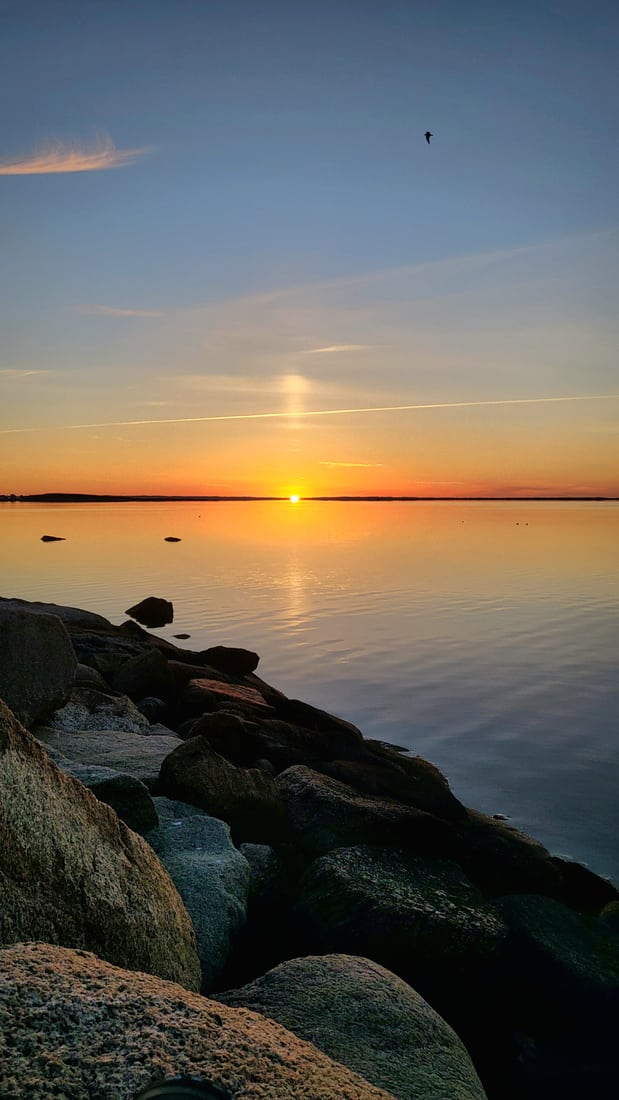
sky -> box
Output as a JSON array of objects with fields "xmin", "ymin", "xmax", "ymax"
[{"xmin": 1, "ymin": 0, "xmax": 618, "ymax": 497}]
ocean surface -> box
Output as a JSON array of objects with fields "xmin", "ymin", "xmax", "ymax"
[{"xmin": 1, "ymin": 499, "xmax": 618, "ymax": 884}]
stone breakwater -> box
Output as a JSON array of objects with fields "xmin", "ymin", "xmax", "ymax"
[{"xmin": 1, "ymin": 596, "xmax": 618, "ymax": 1100}]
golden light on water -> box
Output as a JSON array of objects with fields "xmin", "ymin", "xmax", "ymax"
[{"xmin": 289, "ymin": 494, "xmax": 300, "ymax": 503}]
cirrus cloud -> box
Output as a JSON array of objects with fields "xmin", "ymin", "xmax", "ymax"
[{"xmin": 0, "ymin": 134, "xmax": 152, "ymax": 175}]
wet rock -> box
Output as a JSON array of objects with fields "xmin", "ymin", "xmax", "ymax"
[
  {"xmin": 549, "ymin": 856, "xmax": 619, "ymax": 914},
  {"xmin": 178, "ymin": 677, "xmax": 273, "ymax": 722},
  {"xmin": 40, "ymin": 534, "xmax": 65, "ymax": 541},
  {"xmin": 315, "ymin": 753, "xmax": 467, "ymax": 823},
  {"xmin": 164, "ymin": 536, "xmax": 182, "ymax": 542},
  {"xmin": 188, "ymin": 712, "xmax": 364, "ymax": 773},
  {"xmin": 0, "ymin": 700, "xmax": 200, "ymax": 989},
  {"xmin": 125, "ymin": 596, "xmax": 174, "ymax": 628},
  {"xmin": 174, "ymin": 632, "xmax": 191, "ymax": 639},
  {"xmin": 455, "ymin": 809, "xmax": 564, "ymax": 898},
  {"xmin": 0, "ymin": 943, "xmax": 393, "ymax": 1100},
  {"xmin": 216, "ymin": 953, "xmax": 488, "ymax": 1100},
  {"xmin": 0, "ymin": 607, "xmax": 76, "ymax": 727},
  {"xmin": 146, "ymin": 798, "xmax": 251, "ymax": 990},
  {"xmin": 158, "ymin": 735, "xmax": 285, "ymax": 843},
  {"xmin": 112, "ymin": 647, "xmax": 173, "ymax": 702}
]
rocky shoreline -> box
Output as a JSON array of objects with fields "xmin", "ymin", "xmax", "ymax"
[{"xmin": 1, "ymin": 596, "xmax": 618, "ymax": 1099}]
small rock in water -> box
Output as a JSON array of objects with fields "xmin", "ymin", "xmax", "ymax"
[
  {"xmin": 173, "ymin": 633, "xmax": 191, "ymax": 639},
  {"xmin": 40, "ymin": 535, "xmax": 65, "ymax": 542},
  {"xmin": 493, "ymin": 813, "xmax": 510, "ymax": 821},
  {"xmin": 164, "ymin": 536, "xmax": 182, "ymax": 542},
  {"xmin": 125, "ymin": 596, "xmax": 173, "ymax": 628}
]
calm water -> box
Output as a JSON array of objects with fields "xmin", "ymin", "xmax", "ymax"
[{"xmin": 1, "ymin": 500, "xmax": 618, "ymax": 884}]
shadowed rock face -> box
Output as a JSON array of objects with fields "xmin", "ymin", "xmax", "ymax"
[
  {"xmin": 0, "ymin": 607, "xmax": 77, "ymax": 727},
  {"xmin": 0, "ymin": 700, "xmax": 200, "ymax": 991},
  {"xmin": 125, "ymin": 596, "xmax": 174, "ymax": 628},
  {"xmin": 216, "ymin": 954, "xmax": 488, "ymax": 1100},
  {"xmin": 0, "ymin": 943, "xmax": 396, "ymax": 1100}
]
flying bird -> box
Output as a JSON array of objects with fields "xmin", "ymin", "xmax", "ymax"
[{"xmin": 425, "ymin": 131, "xmax": 433, "ymax": 144}]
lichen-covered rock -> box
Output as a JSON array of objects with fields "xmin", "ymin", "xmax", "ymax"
[
  {"xmin": 0, "ymin": 607, "xmax": 76, "ymax": 727},
  {"xmin": 42, "ymin": 746, "xmax": 159, "ymax": 833},
  {"xmin": 216, "ymin": 954, "xmax": 488, "ymax": 1100},
  {"xmin": 0, "ymin": 943, "xmax": 396, "ymax": 1100},
  {"xmin": 0, "ymin": 700, "xmax": 200, "ymax": 989},
  {"xmin": 158, "ymin": 735, "xmax": 285, "ymax": 842},
  {"xmin": 146, "ymin": 798, "xmax": 251, "ymax": 990}
]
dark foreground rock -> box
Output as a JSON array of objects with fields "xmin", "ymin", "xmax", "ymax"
[
  {"xmin": 217, "ymin": 953, "xmax": 487, "ymax": 1100},
  {"xmin": 0, "ymin": 700, "xmax": 200, "ymax": 990},
  {"xmin": 0, "ymin": 943, "xmax": 396, "ymax": 1100},
  {"xmin": 0, "ymin": 606, "xmax": 76, "ymax": 727}
]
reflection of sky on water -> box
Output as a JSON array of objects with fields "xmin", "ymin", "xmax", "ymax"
[{"xmin": 2, "ymin": 499, "xmax": 618, "ymax": 883}]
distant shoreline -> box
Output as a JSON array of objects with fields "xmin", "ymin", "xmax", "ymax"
[{"xmin": 2, "ymin": 493, "xmax": 618, "ymax": 504}]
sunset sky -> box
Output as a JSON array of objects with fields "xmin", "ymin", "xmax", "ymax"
[{"xmin": 1, "ymin": 0, "xmax": 618, "ymax": 497}]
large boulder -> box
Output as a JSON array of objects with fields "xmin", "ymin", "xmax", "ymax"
[
  {"xmin": 36, "ymin": 725, "xmax": 182, "ymax": 788},
  {"xmin": 158, "ymin": 734, "xmax": 285, "ymax": 843},
  {"xmin": 0, "ymin": 597, "xmax": 112, "ymax": 630},
  {"xmin": 0, "ymin": 943, "xmax": 396, "ymax": 1100},
  {"xmin": 198, "ymin": 644, "xmax": 260, "ymax": 676},
  {"xmin": 276, "ymin": 765, "xmax": 454, "ymax": 857},
  {"xmin": 0, "ymin": 700, "xmax": 200, "ymax": 989},
  {"xmin": 111, "ymin": 647, "xmax": 173, "ymax": 702},
  {"xmin": 217, "ymin": 954, "xmax": 487, "ymax": 1100},
  {"xmin": 146, "ymin": 798, "xmax": 251, "ymax": 991},
  {"xmin": 0, "ymin": 607, "xmax": 76, "ymax": 727},
  {"xmin": 177, "ymin": 677, "xmax": 273, "ymax": 722},
  {"xmin": 314, "ymin": 754, "xmax": 467, "ymax": 823}
]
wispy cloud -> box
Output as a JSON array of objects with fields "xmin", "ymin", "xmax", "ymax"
[
  {"xmin": 0, "ymin": 134, "xmax": 152, "ymax": 175},
  {"xmin": 0, "ymin": 369, "xmax": 50, "ymax": 378},
  {"xmin": 320, "ymin": 461, "xmax": 384, "ymax": 468},
  {"xmin": 304, "ymin": 344, "xmax": 377, "ymax": 354},
  {"xmin": 77, "ymin": 304, "xmax": 163, "ymax": 317}
]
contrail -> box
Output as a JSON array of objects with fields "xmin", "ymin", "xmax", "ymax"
[{"xmin": 1, "ymin": 393, "xmax": 618, "ymax": 435}]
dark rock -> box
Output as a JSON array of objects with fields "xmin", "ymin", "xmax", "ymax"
[
  {"xmin": 0, "ymin": 597, "xmax": 112, "ymax": 630},
  {"xmin": 136, "ymin": 696, "xmax": 169, "ymax": 723},
  {"xmin": 0, "ymin": 700, "xmax": 200, "ymax": 989},
  {"xmin": 0, "ymin": 942, "xmax": 392, "ymax": 1100},
  {"xmin": 125, "ymin": 596, "xmax": 173, "ymax": 628},
  {"xmin": 112, "ymin": 647, "xmax": 173, "ymax": 702},
  {"xmin": 0, "ymin": 607, "xmax": 76, "ymax": 728},
  {"xmin": 216, "ymin": 954, "xmax": 488, "ymax": 1100},
  {"xmin": 75, "ymin": 662, "xmax": 110, "ymax": 690},
  {"xmin": 455, "ymin": 809, "xmax": 564, "ymax": 898},
  {"xmin": 158, "ymin": 735, "xmax": 285, "ymax": 843},
  {"xmin": 276, "ymin": 696, "xmax": 364, "ymax": 740},
  {"xmin": 600, "ymin": 901, "xmax": 619, "ymax": 938},
  {"xmin": 292, "ymin": 846, "xmax": 507, "ymax": 990},
  {"xmin": 197, "ymin": 645, "xmax": 260, "ymax": 676},
  {"xmin": 164, "ymin": 536, "xmax": 182, "ymax": 542},
  {"xmin": 276, "ymin": 765, "xmax": 454, "ymax": 858},
  {"xmin": 315, "ymin": 754, "xmax": 467, "ymax": 823},
  {"xmin": 40, "ymin": 534, "xmax": 65, "ymax": 541},
  {"xmin": 174, "ymin": 633, "xmax": 191, "ymax": 639},
  {"xmin": 188, "ymin": 712, "xmax": 366, "ymax": 773},
  {"xmin": 146, "ymin": 798, "xmax": 251, "ymax": 991},
  {"xmin": 70, "ymin": 630, "xmax": 149, "ymax": 678},
  {"xmin": 549, "ymin": 856, "xmax": 619, "ymax": 914}
]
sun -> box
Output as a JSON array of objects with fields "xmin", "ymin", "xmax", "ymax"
[{"xmin": 289, "ymin": 494, "xmax": 300, "ymax": 503}]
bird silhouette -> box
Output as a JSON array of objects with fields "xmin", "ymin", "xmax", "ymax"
[{"xmin": 425, "ymin": 131, "xmax": 433, "ymax": 144}]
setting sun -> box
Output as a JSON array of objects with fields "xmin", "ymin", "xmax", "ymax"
[{"xmin": 289, "ymin": 495, "xmax": 300, "ymax": 503}]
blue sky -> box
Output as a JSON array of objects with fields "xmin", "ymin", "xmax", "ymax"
[{"xmin": 1, "ymin": 0, "xmax": 618, "ymax": 495}]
